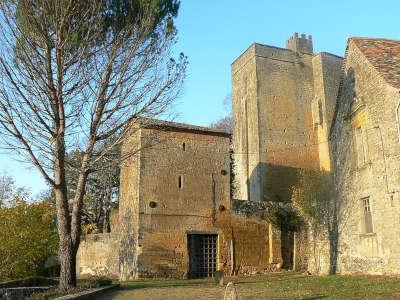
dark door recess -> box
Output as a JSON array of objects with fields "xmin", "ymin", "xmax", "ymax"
[{"xmin": 188, "ymin": 234, "xmax": 217, "ymax": 278}]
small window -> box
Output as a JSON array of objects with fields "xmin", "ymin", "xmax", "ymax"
[
  {"xmin": 397, "ymin": 103, "xmax": 400, "ymax": 142},
  {"xmin": 178, "ymin": 176, "xmax": 183, "ymax": 189},
  {"xmin": 182, "ymin": 142, "xmax": 186, "ymax": 151},
  {"xmin": 361, "ymin": 197, "xmax": 373, "ymax": 234}
]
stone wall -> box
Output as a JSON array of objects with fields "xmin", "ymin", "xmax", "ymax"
[
  {"xmin": 232, "ymin": 44, "xmax": 258, "ymax": 202},
  {"xmin": 77, "ymin": 121, "xmax": 281, "ymax": 280},
  {"xmin": 330, "ymin": 39, "xmax": 400, "ymax": 275},
  {"xmin": 135, "ymin": 127, "xmax": 231, "ymax": 278},
  {"xmin": 232, "ymin": 35, "xmax": 342, "ymax": 204},
  {"xmin": 114, "ymin": 123, "xmax": 280, "ymax": 279},
  {"xmin": 118, "ymin": 126, "xmax": 142, "ymax": 280},
  {"xmin": 76, "ymin": 233, "xmax": 119, "ymax": 279},
  {"xmin": 231, "ymin": 34, "xmax": 343, "ymax": 274},
  {"xmin": 312, "ymin": 53, "xmax": 343, "ymax": 171}
]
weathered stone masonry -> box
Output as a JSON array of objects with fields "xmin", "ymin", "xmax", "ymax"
[
  {"xmin": 77, "ymin": 120, "xmax": 282, "ymax": 280},
  {"xmin": 232, "ymin": 34, "xmax": 342, "ymax": 204},
  {"xmin": 330, "ymin": 38, "xmax": 400, "ymax": 275},
  {"xmin": 77, "ymin": 34, "xmax": 400, "ymax": 279},
  {"xmin": 232, "ymin": 33, "xmax": 342, "ymax": 271}
]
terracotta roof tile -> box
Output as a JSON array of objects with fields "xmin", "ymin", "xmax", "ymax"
[
  {"xmin": 351, "ymin": 37, "xmax": 400, "ymax": 89},
  {"xmin": 132, "ymin": 117, "xmax": 231, "ymax": 137}
]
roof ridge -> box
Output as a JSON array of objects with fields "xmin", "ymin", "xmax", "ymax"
[
  {"xmin": 132, "ymin": 117, "xmax": 232, "ymax": 137},
  {"xmin": 349, "ymin": 36, "xmax": 400, "ymax": 42}
]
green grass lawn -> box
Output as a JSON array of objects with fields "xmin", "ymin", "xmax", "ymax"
[{"xmin": 110, "ymin": 272, "xmax": 400, "ymax": 299}]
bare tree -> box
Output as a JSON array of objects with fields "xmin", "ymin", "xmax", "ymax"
[
  {"xmin": 66, "ymin": 148, "xmax": 120, "ymax": 234},
  {"xmin": 0, "ymin": 173, "xmax": 15, "ymax": 206},
  {"xmin": 209, "ymin": 115, "xmax": 232, "ymax": 132},
  {"xmin": 0, "ymin": 0, "xmax": 186, "ymax": 290},
  {"xmin": 210, "ymin": 94, "xmax": 232, "ymax": 132}
]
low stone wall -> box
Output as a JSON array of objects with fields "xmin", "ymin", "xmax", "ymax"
[
  {"xmin": 233, "ymin": 199, "xmax": 308, "ymax": 272},
  {"xmin": 77, "ymin": 233, "xmax": 119, "ymax": 279},
  {"xmin": 0, "ymin": 286, "xmax": 54, "ymax": 299},
  {"xmin": 0, "ymin": 276, "xmax": 58, "ymax": 289}
]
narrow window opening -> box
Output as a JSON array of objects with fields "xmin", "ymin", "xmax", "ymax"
[
  {"xmin": 182, "ymin": 142, "xmax": 186, "ymax": 151},
  {"xmin": 178, "ymin": 176, "xmax": 183, "ymax": 189},
  {"xmin": 397, "ymin": 102, "xmax": 400, "ymax": 143},
  {"xmin": 361, "ymin": 197, "xmax": 373, "ymax": 234}
]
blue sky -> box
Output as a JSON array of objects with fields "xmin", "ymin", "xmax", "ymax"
[{"xmin": 1, "ymin": 0, "xmax": 399, "ymax": 194}]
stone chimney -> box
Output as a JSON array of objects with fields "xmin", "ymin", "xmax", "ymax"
[{"xmin": 286, "ymin": 33, "xmax": 313, "ymax": 54}]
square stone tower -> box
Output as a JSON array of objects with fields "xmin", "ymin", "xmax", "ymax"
[
  {"xmin": 232, "ymin": 33, "xmax": 342, "ymax": 202},
  {"xmin": 286, "ymin": 33, "xmax": 313, "ymax": 54}
]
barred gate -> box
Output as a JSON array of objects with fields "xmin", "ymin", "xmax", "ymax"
[{"xmin": 188, "ymin": 234, "xmax": 218, "ymax": 278}]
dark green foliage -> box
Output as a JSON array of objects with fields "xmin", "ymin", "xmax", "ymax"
[
  {"xmin": 266, "ymin": 204, "xmax": 305, "ymax": 232},
  {"xmin": 291, "ymin": 169, "xmax": 335, "ymax": 229},
  {"xmin": 12, "ymin": 0, "xmax": 180, "ymax": 60},
  {"xmin": 105, "ymin": 0, "xmax": 179, "ymax": 35},
  {"xmin": 0, "ymin": 196, "xmax": 59, "ymax": 281}
]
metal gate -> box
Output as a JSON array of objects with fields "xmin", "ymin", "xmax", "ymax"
[{"xmin": 188, "ymin": 234, "xmax": 217, "ymax": 278}]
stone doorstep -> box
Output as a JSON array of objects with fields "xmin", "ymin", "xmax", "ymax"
[{"xmin": 55, "ymin": 284, "xmax": 120, "ymax": 300}]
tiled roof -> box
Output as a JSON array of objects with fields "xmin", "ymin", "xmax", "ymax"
[
  {"xmin": 131, "ymin": 117, "xmax": 231, "ymax": 137},
  {"xmin": 351, "ymin": 37, "xmax": 400, "ymax": 88}
]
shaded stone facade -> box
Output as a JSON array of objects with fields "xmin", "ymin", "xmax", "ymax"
[
  {"xmin": 232, "ymin": 34, "xmax": 400, "ymax": 275},
  {"xmin": 330, "ymin": 38, "xmax": 400, "ymax": 275}
]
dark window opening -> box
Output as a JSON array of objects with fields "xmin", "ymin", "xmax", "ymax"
[
  {"xmin": 182, "ymin": 142, "xmax": 186, "ymax": 151},
  {"xmin": 188, "ymin": 234, "xmax": 217, "ymax": 278},
  {"xmin": 178, "ymin": 176, "xmax": 183, "ymax": 189}
]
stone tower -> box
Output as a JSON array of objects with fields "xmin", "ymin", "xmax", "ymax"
[
  {"xmin": 232, "ymin": 33, "xmax": 343, "ymax": 202},
  {"xmin": 286, "ymin": 33, "xmax": 313, "ymax": 54}
]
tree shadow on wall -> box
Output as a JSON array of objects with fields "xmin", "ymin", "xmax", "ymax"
[
  {"xmin": 247, "ymin": 159, "xmax": 353, "ymax": 275},
  {"xmin": 327, "ymin": 66, "xmax": 359, "ymax": 274},
  {"xmin": 247, "ymin": 162, "xmax": 303, "ymax": 270}
]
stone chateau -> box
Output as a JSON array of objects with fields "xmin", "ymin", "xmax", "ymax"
[{"xmin": 77, "ymin": 33, "xmax": 400, "ymax": 279}]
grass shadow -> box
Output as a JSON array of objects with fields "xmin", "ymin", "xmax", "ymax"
[{"xmin": 119, "ymin": 278, "xmax": 215, "ymax": 291}]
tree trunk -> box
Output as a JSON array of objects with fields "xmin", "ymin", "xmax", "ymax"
[
  {"xmin": 54, "ymin": 134, "xmax": 74, "ymax": 291},
  {"xmin": 70, "ymin": 168, "xmax": 89, "ymax": 285},
  {"xmin": 54, "ymin": 186, "xmax": 74, "ymax": 291},
  {"xmin": 71, "ymin": 245, "xmax": 78, "ymax": 287},
  {"xmin": 103, "ymin": 185, "xmax": 112, "ymax": 233}
]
